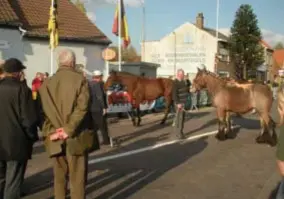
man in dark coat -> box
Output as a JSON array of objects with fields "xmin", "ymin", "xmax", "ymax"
[
  {"xmin": 172, "ymin": 69, "xmax": 189, "ymax": 140},
  {"xmin": 89, "ymin": 70, "xmax": 110, "ymax": 145},
  {"xmin": 0, "ymin": 58, "xmax": 38, "ymax": 199}
]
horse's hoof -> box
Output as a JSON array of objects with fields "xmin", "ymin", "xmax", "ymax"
[
  {"xmin": 268, "ymin": 136, "xmax": 277, "ymax": 147},
  {"xmin": 269, "ymin": 141, "xmax": 277, "ymax": 147},
  {"xmin": 215, "ymin": 133, "xmax": 226, "ymax": 141},
  {"xmin": 225, "ymin": 133, "xmax": 235, "ymax": 139},
  {"xmin": 160, "ymin": 121, "xmax": 165, "ymax": 125},
  {"xmin": 255, "ymin": 136, "xmax": 265, "ymax": 144}
]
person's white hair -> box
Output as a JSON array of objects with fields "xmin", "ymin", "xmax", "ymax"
[{"xmin": 58, "ymin": 49, "xmax": 76, "ymax": 67}]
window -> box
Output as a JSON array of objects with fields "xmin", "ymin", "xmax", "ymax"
[
  {"xmin": 218, "ymin": 48, "xmax": 230, "ymax": 62},
  {"xmin": 218, "ymin": 71, "xmax": 229, "ymax": 77}
]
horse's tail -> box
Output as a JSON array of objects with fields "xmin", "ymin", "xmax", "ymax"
[
  {"xmin": 269, "ymin": 116, "xmax": 277, "ymax": 128},
  {"xmin": 277, "ymin": 84, "xmax": 284, "ymax": 126}
]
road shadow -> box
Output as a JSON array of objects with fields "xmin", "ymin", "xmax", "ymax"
[
  {"xmin": 23, "ymin": 134, "xmax": 208, "ymax": 198},
  {"xmin": 22, "ymin": 168, "xmax": 53, "ymax": 197},
  {"xmin": 232, "ymin": 116, "xmax": 261, "ymax": 130},
  {"xmin": 86, "ymin": 136, "xmax": 209, "ymax": 198},
  {"xmin": 116, "ymin": 111, "xmax": 210, "ymax": 145},
  {"xmin": 32, "ymin": 143, "xmax": 45, "ymax": 155},
  {"xmin": 185, "ymin": 118, "xmax": 218, "ymax": 136}
]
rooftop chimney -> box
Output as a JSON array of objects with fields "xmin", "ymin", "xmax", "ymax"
[{"xmin": 196, "ymin": 13, "xmax": 204, "ymax": 29}]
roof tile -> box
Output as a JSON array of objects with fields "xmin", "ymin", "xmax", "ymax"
[
  {"xmin": 0, "ymin": 0, "xmax": 111, "ymax": 44},
  {"xmin": 273, "ymin": 49, "xmax": 284, "ymax": 67}
]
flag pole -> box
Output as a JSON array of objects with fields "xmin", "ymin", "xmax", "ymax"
[
  {"xmin": 216, "ymin": 0, "xmax": 219, "ymax": 51},
  {"xmin": 50, "ymin": 0, "xmax": 54, "ymax": 75},
  {"xmin": 142, "ymin": 0, "xmax": 145, "ymax": 61},
  {"xmin": 118, "ymin": 0, "xmax": 122, "ymax": 71},
  {"xmin": 215, "ymin": 0, "xmax": 220, "ymax": 73},
  {"xmin": 50, "ymin": 49, "xmax": 54, "ymax": 74}
]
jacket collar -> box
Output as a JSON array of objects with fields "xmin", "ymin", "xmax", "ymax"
[{"xmin": 57, "ymin": 66, "xmax": 75, "ymax": 72}]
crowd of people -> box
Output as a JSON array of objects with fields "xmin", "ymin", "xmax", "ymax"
[
  {"xmin": 0, "ymin": 49, "xmax": 111, "ymax": 199},
  {"xmin": 1, "ymin": 50, "xmax": 284, "ymax": 199}
]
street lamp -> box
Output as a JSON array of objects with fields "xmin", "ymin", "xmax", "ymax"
[{"xmin": 173, "ymin": 31, "xmax": 176, "ymax": 76}]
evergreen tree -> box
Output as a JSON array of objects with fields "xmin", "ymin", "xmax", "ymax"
[
  {"xmin": 109, "ymin": 45, "xmax": 140, "ymax": 62},
  {"xmin": 274, "ymin": 42, "xmax": 284, "ymax": 50},
  {"xmin": 229, "ymin": 4, "xmax": 264, "ymax": 80}
]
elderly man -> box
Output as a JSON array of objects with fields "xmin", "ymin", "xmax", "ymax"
[
  {"xmin": 89, "ymin": 70, "xmax": 110, "ymax": 145},
  {"xmin": 172, "ymin": 69, "xmax": 190, "ymax": 140},
  {"xmin": 0, "ymin": 58, "xmax": 38, "ymax": 199},
  {"xmin": 38, "ymin": 49, "xmax": 97, "ymax": 199}
]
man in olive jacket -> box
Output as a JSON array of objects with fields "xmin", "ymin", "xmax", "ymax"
[{"xmin": 38, "ymin": 49, "xmax": 95, "ymax": 199}]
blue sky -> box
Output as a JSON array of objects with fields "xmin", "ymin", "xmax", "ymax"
[{"xmin": 85, "ymin": 0, "xmax": 284, "ymax": 52}]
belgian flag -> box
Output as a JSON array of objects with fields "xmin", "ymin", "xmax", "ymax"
[
  {"xmin": 48, "ymin": 0, "xmax": 59, "ymax": 49},
  {"xmin": 112, "ymin": 0, "xmax": 131, "ymax": 48}
]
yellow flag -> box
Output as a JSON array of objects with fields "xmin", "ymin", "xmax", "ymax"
[{"xmin": 48, "ymin": 0, "xmax": 58, "ymax": 49}]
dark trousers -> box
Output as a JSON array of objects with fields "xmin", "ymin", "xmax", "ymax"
[
  {"xmin": 173, "ymin": 108, "xmax": 185, "ymax": 138},
  {"xmin": 92, "ymin": 112, "xmax": 110, "ymax": 144},
  {"xmin": 277, "ymin": 178, "xmax": 284, "ymax": 199},
  {"xmin": 0, "ymin": 160, "xmax": 27, "ymax": 199}
]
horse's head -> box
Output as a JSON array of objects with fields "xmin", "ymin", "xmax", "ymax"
[
  {"xmin": 104, "ymin": 70, "xmax": 120, "ymax": 90},
  {"xmin": 192, "ymin": 67, "xmax": 208, "ymax": 92}
]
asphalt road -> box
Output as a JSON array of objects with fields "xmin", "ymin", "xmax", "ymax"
[{"xmin": 23, "ymin": 105, "xmax": 281, "ymax": 199}]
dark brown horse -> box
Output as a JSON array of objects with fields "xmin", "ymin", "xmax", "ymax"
[
  {"xmin": 192, "ymin": 68, "xmax": 277, "ymax": 146},
  {"xmin": 104, "ymin": 71, "xmax": 174, "ymax": 126}
]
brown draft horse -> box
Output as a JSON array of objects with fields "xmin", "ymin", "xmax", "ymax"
[
  {"xmin": 192, "ymin": 68, "xmax": 277, "ymax": 146},
  {"xmin": 104, "ymin": 71, "xmax": 174, "ymax": 126}
]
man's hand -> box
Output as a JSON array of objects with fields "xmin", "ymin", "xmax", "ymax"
[
  {"xmin": 177, "ymin": 104, "xmax": 183, "ymax": 110},
  {"xmin": 56, "ymin": 128, "xmax": 69, "ymax": 140},
  {"xmin": 103, "ymin": 108, "xmax": 107, "ymax": 116},
  {"xmin": 49, "ymin": 132, "xmax": 60, "ymax": 141}
]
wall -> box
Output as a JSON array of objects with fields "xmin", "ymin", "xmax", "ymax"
[
  {"xmin": 0, "ymin": 28, "xmax": 107, "ymax": 86},
  {"xmin": 142, "ymin": 22, "xmax": 218, "ymax": 77},
  {"xmin": 140, "ymin": 66, "xmax": 157, "ymax": 77},
  {"xmin": 107, "ymin": 63, "xmax": 157, "ymax": 78}
]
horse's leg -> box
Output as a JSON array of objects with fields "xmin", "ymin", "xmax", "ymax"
[
  {"xmin": 215, "ymin": 108, "xmax": 226, "ymax": 141},
  {"xmin": 225, "ymin": 112, "xmax": 233, "ymax": 139},
  {"xmin": 160, "ymin": 97, "xmax": 172, "ymax": 125},
  {"xmin": 136, "ymin": 107, "xmax": 141, "ymax": 126},
  {"xmin": 270, "ymin": 116, "xmax": 277, "ymax": 146},
  {"xmin": 256, "ymin": 113, "xmax": 276, "ymax": 146},
  {"xmin": 130, "ymin": 107, "xmax": 137, "ymax": 126}
]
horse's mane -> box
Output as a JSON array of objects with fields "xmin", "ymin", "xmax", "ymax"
[{"xmin": 201, "ymin": 69, "xmax": 227, "ymax": 84}]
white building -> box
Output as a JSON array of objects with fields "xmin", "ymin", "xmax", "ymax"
[
  {"xmin": 141, "ymin": 13, "xmax": 233, "ymax": 80},
  {"xmin": 0, "ymin": 0, "xmax": 111, "ymax": 86}
]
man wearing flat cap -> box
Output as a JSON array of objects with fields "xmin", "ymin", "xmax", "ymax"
[
  {"xmin": 89, "ymin": 70, "xmax": 110, "ymax": 145},
  {"xmin": 0, "ymin": 58, "xmax": 38, "ymax": 199}
]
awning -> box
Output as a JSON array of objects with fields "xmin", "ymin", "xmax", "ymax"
[{"xmin": 257, "ymin": 64, "xmax": 268, "ymax": 72}]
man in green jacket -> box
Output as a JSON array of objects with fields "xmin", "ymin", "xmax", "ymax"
[{"xmin": 39, "ymin": 49, "xmax": 97, "ymax": 199}]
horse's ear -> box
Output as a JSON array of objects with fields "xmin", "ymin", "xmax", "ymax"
[{"xmin": 197, "ymin": 67, "xmax": 201, "ymax": 72}]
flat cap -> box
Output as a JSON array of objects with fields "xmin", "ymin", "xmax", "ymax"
[{"xmin": 3, "ymin": 58, "xmax": 26, "ymax": 73}]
